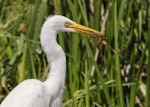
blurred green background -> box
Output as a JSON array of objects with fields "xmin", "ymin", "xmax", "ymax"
[{"xmin": 0, "ymin": 0, "xmax": 150, "ymax": 107}]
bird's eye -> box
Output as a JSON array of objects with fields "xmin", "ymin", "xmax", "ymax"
[{"xmin": 64, "ymin": 21, "xmax": 71, "ymax": 28}]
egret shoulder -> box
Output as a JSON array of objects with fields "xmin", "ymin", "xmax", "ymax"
[{"xmin": 1, "ymin": 79, "xmax": 49, "ymax": 107}]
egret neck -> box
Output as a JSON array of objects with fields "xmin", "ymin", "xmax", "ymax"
[{"xmin": 40, "ymin": 28, "xmax": 66, "ymax": 95}]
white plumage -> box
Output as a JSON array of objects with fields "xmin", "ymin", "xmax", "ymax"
[{"xmin": 0, "ymin": 15, "xmax": 105, "ymax": 107}]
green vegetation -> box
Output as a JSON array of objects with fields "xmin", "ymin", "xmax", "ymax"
[{"xmin": 0, "ymin": 0, "xmax": 149, "ymax": 106}]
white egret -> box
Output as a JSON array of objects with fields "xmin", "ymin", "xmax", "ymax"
[{"xmin": 0, "ymin": 15, "xmax": 114, "ymax": 107}]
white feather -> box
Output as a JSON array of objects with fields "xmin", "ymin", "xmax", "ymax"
[{"xmin": 0, "ymin": 15, "xmax": 76, "ymax": 107}]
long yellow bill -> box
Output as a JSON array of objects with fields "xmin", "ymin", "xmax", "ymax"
[
  {"xmin": 71, "ymin": 23, "xmax": 105, "ymax": 37},
  {"xmin": 67, "ymin": 22, "xmax": 121, "ymax": 56}
]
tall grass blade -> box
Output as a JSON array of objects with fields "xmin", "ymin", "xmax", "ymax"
[
  {"xmin": 113, "ymin": 1, "xmax": 124, "ymax": 106},
  {"xmin": 145, "ymin": 0, "xmax": 150, "ymax": 106}
]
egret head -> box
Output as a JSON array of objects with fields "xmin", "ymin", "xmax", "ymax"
[
  {"xmin": 42, "ymin": 15, "xmax": 104, "ymax": 37},
  {"xmin": 42, "ymin": 15, "xmax": 76, "ymax": 33}
]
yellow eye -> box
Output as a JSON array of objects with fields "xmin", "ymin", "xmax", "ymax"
[{"xmin": 64, "ymin": 21, "xmax": 71, "ymax": 28}]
